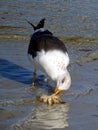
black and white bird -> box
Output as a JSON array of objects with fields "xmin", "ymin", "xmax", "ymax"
[{"xmin": 28, "ymin": 18, "xmax": 71, "ymax": 104}]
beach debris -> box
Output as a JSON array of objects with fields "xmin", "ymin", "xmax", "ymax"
[{"xmin": 37, "ymin": 94, "xmax": 62, "ymax": 105}]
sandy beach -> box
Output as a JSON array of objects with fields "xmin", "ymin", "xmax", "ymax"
[
  {"xmin": 0, "ymin": 0, "xmax": 98, "ymax": 130},
  {"xmin": 0, "ymin": 37, "xmax": 98, "ymax": 130}
]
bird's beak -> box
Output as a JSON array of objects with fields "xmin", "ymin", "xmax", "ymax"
[{"xmin": 53, "ymin": 87, "xmax": 60, "ymax": 95}]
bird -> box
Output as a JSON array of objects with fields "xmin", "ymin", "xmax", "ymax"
[{"xmin": 27, "ymin": 18, "xmax": 71, "ymax": 105}]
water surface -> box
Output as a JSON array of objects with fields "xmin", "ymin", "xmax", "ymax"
[{"xmin": 0, "ymin": 0, "xmax": 98, "ymax": 130}]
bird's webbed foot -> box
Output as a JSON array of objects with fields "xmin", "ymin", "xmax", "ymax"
[{"xmin": 31, "ymin": 82, "xmax": 37, "ymax": 89}]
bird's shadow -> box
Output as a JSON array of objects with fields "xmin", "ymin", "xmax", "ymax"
[
  {"xmin": 0, "ymin": 59, "xmax": 50, "ymax": 90},
  {"xmin": 0, "ymin": 59, "xmax": 32, "ymax": 84}
]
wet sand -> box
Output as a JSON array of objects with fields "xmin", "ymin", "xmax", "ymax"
[
  {"xmin": 0, "ymin": 0, "xmax": 98, "ymax": 129},
  {"xmin": 0, "ymin": 38, "xmax": 98, "ymax": 130}
]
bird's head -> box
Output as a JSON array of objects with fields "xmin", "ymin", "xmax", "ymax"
[
  {"xmin": 53, "ymin": 71, "xmax": 71, "ymax": 95},
  {"xmin": 27, "ymin": 18, "xmax": 45, "ymax": 31}
]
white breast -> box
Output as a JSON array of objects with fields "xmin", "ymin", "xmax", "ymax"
[{"xmin": 35, "ymin": 50, "xmax": 69, "ymax": 81}]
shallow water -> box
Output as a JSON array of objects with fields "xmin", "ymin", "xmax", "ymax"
[
  {"xmin": 0, "ymin": 0, "xmax": 98, "ymax": 38},
  {"xmin": 0, "ymin": 0, "xmax": 98, "ymax": 130},
  {"xmin": 0, "ymin": 39, "xmax": 98, "ymax": 130}
]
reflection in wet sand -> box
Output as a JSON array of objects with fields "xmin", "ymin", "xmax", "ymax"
[{"xmin": 13, "ymin": 103, "xmax": 69, "ymax": 130}]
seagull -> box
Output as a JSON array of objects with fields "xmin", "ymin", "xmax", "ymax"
[{"xmin": 27, "ymin": 18, "xmax": 71, "ymax": 105}]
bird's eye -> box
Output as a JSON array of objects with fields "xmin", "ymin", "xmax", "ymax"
[{"xmin": 62, "ymin": 78, "xmax": 65, "ymax": 83}]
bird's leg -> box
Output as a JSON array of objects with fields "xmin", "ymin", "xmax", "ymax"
[{"xmin": 31, "ymin": 70, "xmax": 37, "ymax": 89}]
